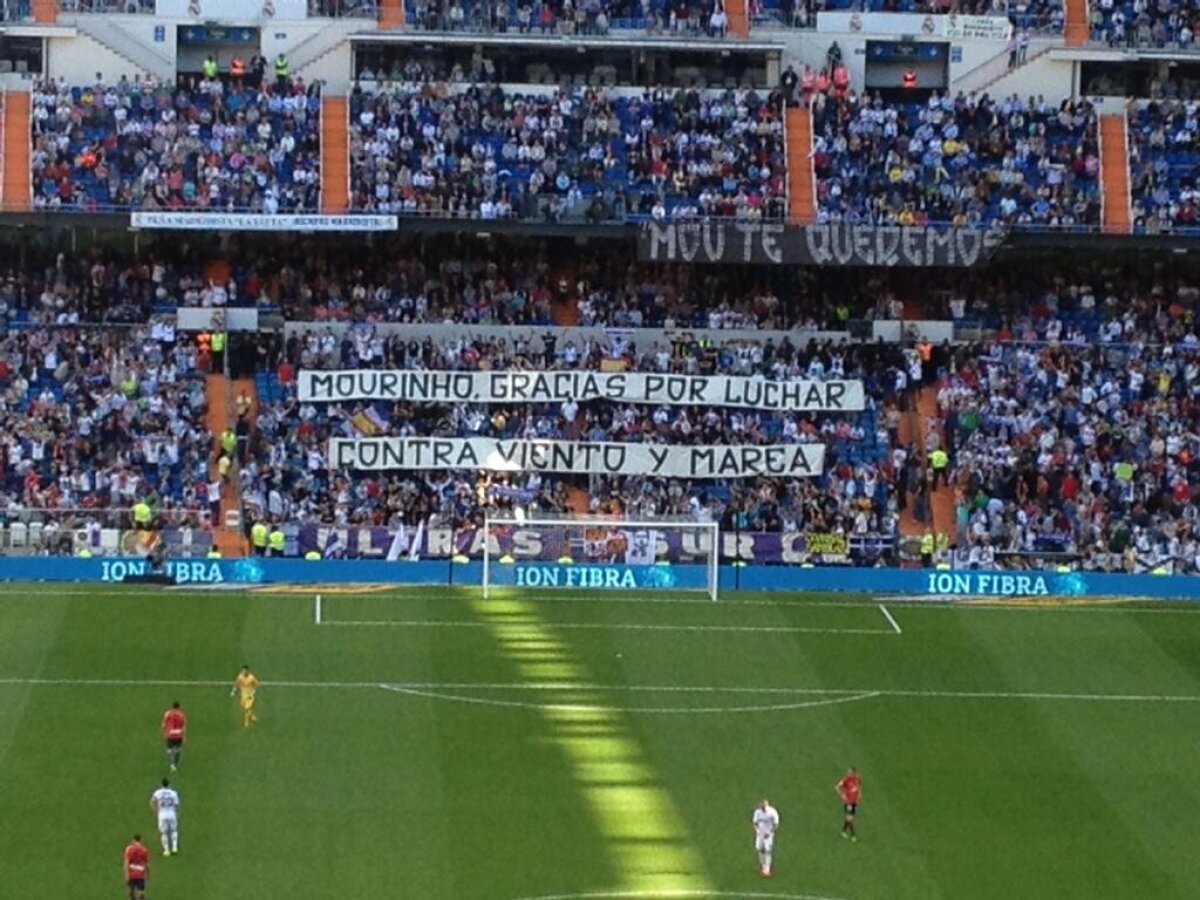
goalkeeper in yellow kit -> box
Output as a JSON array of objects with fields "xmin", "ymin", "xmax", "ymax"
[{"xmin": 231, "ymin": 665, "xmax": 259, "ymax": 727}]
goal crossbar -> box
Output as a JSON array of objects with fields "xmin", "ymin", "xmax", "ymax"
[{"xmin": 482, "ymin": 515, "xmax": 720, "ymax": 601}]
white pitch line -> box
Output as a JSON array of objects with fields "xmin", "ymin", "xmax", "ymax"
[
  {"xmin": 318, "ymin": 619, "xmax": 894, "ymax": 635},
  {"xmin": 314, "ymin": 593, "xmax": 322, "ymax": 625},
  {"xmin": 4, "ymin": 585, "xmax": 1200, "ymax": 614},
  {"xmin": 513, "ymin": 896, "xmax": 839, "ymax": 900},
  {"xmin": 0, "ymin": 677, "xmax": 1199, "ymax": 705},
  {"xmin": 879, "ymin": 604, "xmax": 902, "ymax": 635}
]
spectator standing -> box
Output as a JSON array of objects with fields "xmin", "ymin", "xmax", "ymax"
[
  {"xmin": 230, "ymin": 54, "xmax": 246, "ymax": 88},
  {"xmin": 709, "ymin": 2, "xmax": 727, "ymax": 37},
  {"xmin": 780, "ymin": 64, "xmax": 798, "ymax": 106},
  {"xmin": 249, "ymin": 51, "xmax": 268, "ymax": 89},
  {"xmin": 826, "ymin": 41, "xmax": 842, "ymax": 72}
]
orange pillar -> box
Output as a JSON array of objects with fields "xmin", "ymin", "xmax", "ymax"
[
  {"xmin": 1099, "ymin": 114, "xmax": 1131, "ymax": 235},
  {"xmin": 2, "ymin": 93, "xmax": 32, "ymax": 213},
  {"xmin": 320, "ymin": 96, "xmax": 350, "ymax": 215},
  {"xmin": 1064, "ymin": 0, "xmax": 1088, "ymax": 47},
  {"xmin": 785, "ymin": 105, "xmax": 815, "ymax": 226},
  {"xmin": 379, "ymin": 0, "xmax": 405, "ymax": 28},
  {"xmin": 31, "ymin": 0, "xmax": 57, "ymax": 24},
  {"xmin": 725, "ymin": 0, "xmax": 748, "ymax": 38}
]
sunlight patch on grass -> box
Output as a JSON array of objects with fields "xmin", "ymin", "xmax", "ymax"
[{"xmin": 472, "ymin": 598, "xmax": 712, "ymax": 892}]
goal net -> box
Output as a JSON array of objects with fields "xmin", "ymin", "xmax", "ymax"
[{"xmin": 482, "ymin": 514, "xmax": 720, "ymax": 601}]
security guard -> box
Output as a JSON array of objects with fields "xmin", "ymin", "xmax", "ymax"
[
  {"xmin": 274, "ymin": 52, "xmax": 290, "ymax": 86},
  {"xmin": 930, "ymin": 447, "xmax": 949, "ymax": 489},
  {"xmin": 220, "ymin": 428, "xmax": 237, "ymax": 459},
  {"xmin": 920, "ymin": 531, "xmax": 935, "ymax": 568},
  {"xmin": 202, "ymin": 54, "xmax": 219, "ymax": 80},
  {"xmin": 251, "ymin": 521, "xmax": 269, "ymax": 557},
  {"xmin": 268, "ymin": 526, "xmax": 285, "ymax": 558},
  {"xmin": 934, "ymin": 532, "xmax": 951, "ymax": 567},
  {"xmin": 207, "ymin": 548, "xmax": 223, "ymax": 560},
  {"xmin": 77, "ymin": 547, "xmax": 93, "ymax": 559},
  {"xmin": 230, "ymin": 55, "xmax": 246, "ymax": 86},
  {"xmin": 210, "ymin": 328, "xmax": 225, "ymax": 374},
  {"xmin": 304, "ymin": 550, "xmax": 321, "ymax": 561},
  {"xmin": 133, "ymin": 501, "xmax": 153, "ymax": 531}
]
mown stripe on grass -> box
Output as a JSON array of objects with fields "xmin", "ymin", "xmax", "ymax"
[{"xmin": 468, "ymin": 597, "xmax": 713, "ymax": 894}]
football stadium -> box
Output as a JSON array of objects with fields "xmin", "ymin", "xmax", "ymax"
[{"xmin": 0, "ymin": 2, "xmax": 1199, "ymax": 898}]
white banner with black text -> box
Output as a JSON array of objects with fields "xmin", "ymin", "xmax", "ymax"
[
  {"xmin": 330, "ymin": 438, "xmax": 826, "ymax": 478},
  {"xmin": 301, "ymin": 370, "xmax": 865, "ymax": 412},
  {"xmin": 131, "ymin": 212, "xmax": 398, "ymax": 232}
]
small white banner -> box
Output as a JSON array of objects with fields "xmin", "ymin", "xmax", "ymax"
[
  {"xmin": 300, "ymin": 370, "xmax": 865, "ymax": 413},
  {"xmin": 176, "ymin": 308, "xmax": 260, "ymax": 333},
  {"xmin": 818, "ymin": 10, "xmax": 1011, "ymax": 39},
  {"xmin": 943, "ymin": 13, "xmax": 1013, "ymax": 40},
  {"xmin": 330, "ymin": 438, "xmax": 826, "ymax": 479},
  {"xmin": 130, "ymin": 213, "xmax": 398, "ymax": 232}
]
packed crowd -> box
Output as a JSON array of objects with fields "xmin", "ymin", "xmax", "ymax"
[
  {"xmin": 245, "ymin": 327, "xmax": 910, "ymax": 558},
  {"xmin": 8, "ymin": 235, "xmax": 1200, "ymax": 572},
  {"xmin": 0, "ymin": 320, "xmax": 215, "ymax": 549},
  {"xmin": 405, "ymin": 0, "xmax": 734, "ymax": 36},
  {"xmin": 349, "ymin": 84, "xmax": 786, "ymax": 221},
  {"xmin": 1129, "ymin": 99, "xmax": 1200, "ymax": 233},
  {"xmin": 923, "ymin": 261, "xmax": 1200, "ymax": 344},
  {"xmin": 811, "ymin": 91, "xmax": 1101, "ymax": 229},
  {"xmin": 805, "ymin": 0, "xmax": 1060, "ymax": 31},
  {"xmin": 935, "ymin": 338, "xmax": 1200, "ymax": 573},
  {"xmin": 1090, "ymin": 0, "xmax": 1200, "ymax": 49},
  {"xmin": 164, "ymin": 235, "xmax": 903, "ymax": 330},
  {"xmin": 30, "ymin": 77, "xmax": 321, "ymax": 212}
]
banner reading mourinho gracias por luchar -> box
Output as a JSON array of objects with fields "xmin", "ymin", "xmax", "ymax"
[
  {"xmin": 300, "ymin": 370, "xmax": 865, "ymax": 412},
  {"xmin": 330, "ymin": 437, "xmax": 825, "ymax": 478}
]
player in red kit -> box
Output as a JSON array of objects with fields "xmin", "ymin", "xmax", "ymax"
[
  {"xmin": 124, "ymin": 834, "xmax": 150, "ymax": 899},
  {"xmin": 837, "ymin": 768, "xmax": 862, "ymax": 841},
  {"xmin": 161, "ymin": 702, "xmax": 187, "ymax": 772}
]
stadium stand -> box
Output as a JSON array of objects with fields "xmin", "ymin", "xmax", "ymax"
[
  {"xmin": 347, "ymin": 83, "xmax": 787, "ymax": 221},
  {"xmin": 811, "ymin": 92, "xmax": 1101, "ymax": 228},
  {"xmin": 1129, "ymin": 99, "xmax": 1200, "ymax": 233},
  {"xmin": 253, "ymin": 324, "xmax": 904, "ymax": 559},
  {"xmin": 29, "ymin": 78, "xmax": 322, "ymax": 212},
  {"xmin": 1090, "ymin": 0, "xmax": 1200, "ymax": 48}
]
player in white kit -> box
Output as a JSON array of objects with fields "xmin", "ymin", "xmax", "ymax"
[
  {"xmin": 752, "ymin": 798, "xmax": 781, "ymax": 877},
  {"xmin": 150, "ymin": 777, "xmax": 181, "ymax": 857}
]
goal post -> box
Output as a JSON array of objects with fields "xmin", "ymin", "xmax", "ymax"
[{"xmin": 482, "ymin": 513, "xmax": 720, "ymax": 601}]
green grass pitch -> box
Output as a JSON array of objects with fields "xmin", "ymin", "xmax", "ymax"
[{"xmin": 1, "ymin": 584, "xmax": 1199, "ymax": 899}]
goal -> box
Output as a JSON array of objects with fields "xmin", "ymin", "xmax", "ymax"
[{"xmin": 482, "ymin": 513, "xmax": 720, "ymax": 601}]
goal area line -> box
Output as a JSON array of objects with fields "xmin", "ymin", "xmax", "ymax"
[{"xmin": 311, "ymin": 594, "xmax": 902, "ymax": 637}]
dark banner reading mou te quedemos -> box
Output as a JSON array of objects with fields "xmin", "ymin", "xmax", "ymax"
[{"xmin": 638, "ymin": 221, "xmax": 1008, "ymax": 267}]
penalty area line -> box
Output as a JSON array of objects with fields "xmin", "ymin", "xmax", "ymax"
[{"xmin": 378, "ymin": 682, "xmax": 882, "ymax": 715}]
